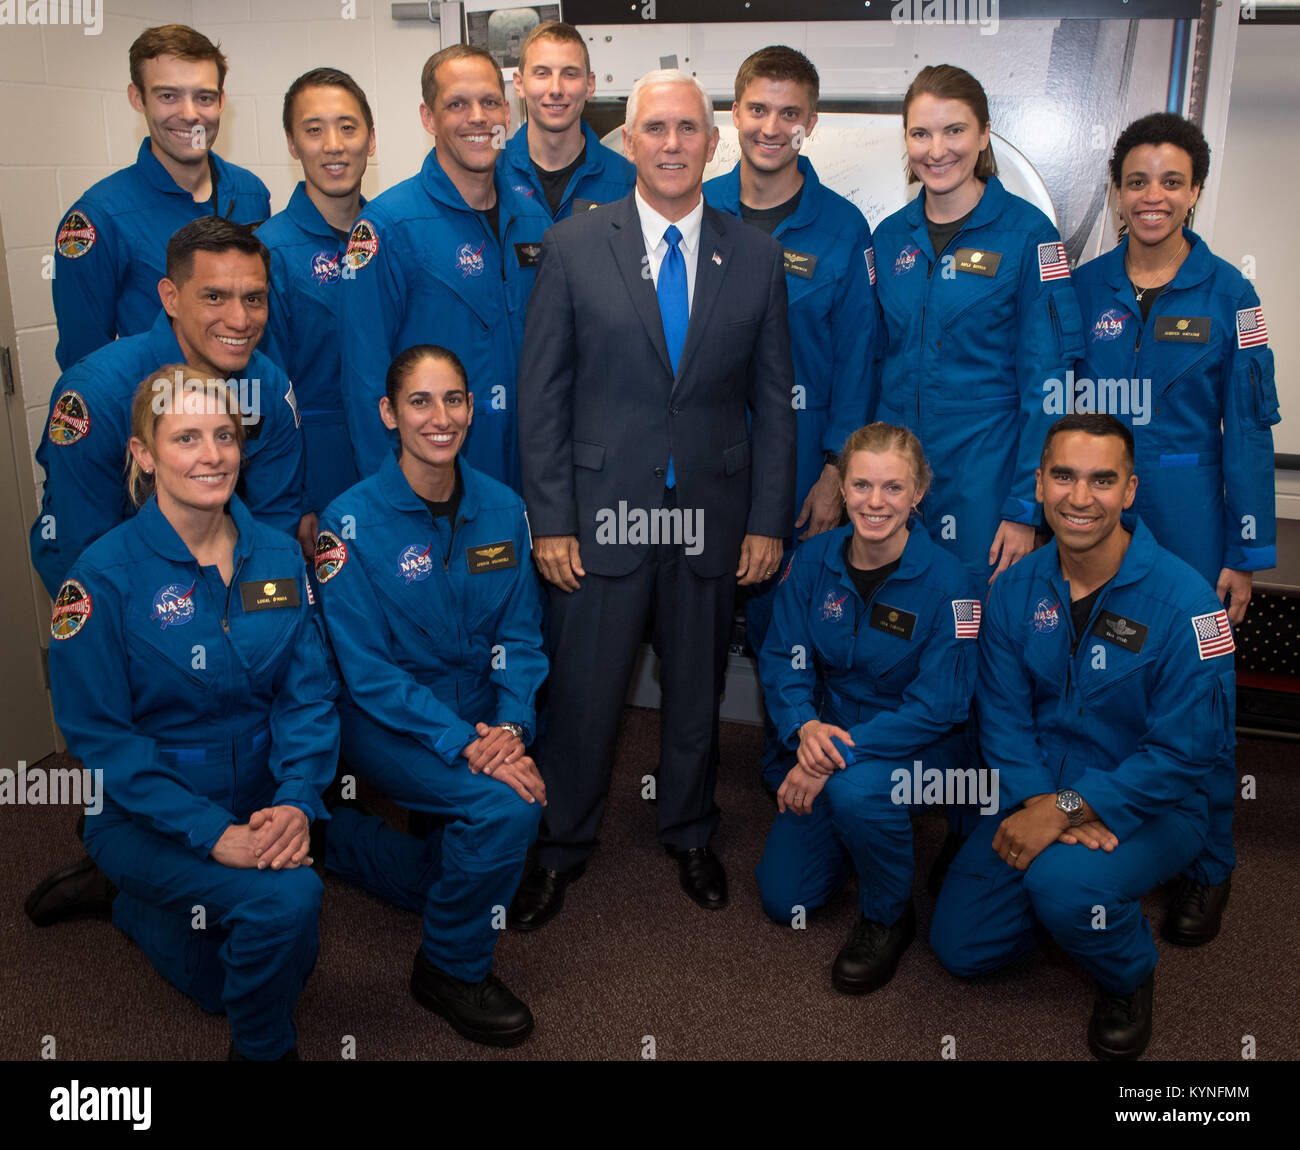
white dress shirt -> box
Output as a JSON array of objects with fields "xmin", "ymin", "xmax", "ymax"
[{"xmin": 634, "ymin": 189, "xmax": 704, "ymax": 312}]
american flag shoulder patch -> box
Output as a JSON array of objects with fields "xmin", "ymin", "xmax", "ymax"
[
  {"xmin": 952, "ymin": 599, "xmax": 981, "ymax": 638},
  {"xmin": 1037, "ymin": 241, "xmax": 1070, "ymax": 281},
  {"xmin": 864, "ymin": 246, "xmax": 877, "ymax": 285},
  {"xmin": 1191, "ymin": 609, "xmax": 1234, "ymax": 660},
  {"xmin": 1236, "ymin": 306, "xmax": 1268, "ymax": 349}
]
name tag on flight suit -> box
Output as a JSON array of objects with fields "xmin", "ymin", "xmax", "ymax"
[
  {"xmin": 466, "ymin": 540, "xmax": 518, "ymax": 574},
  {"xmin": 239, "ymin": 579, "xmax": 301, "ymax": 612},
  {"xmin": 1092, "ymin": 610, "xmax": 1149, "ymax": 653},
  {"xmin": 1153, "ymin": 316, "xmax": 1211, "ymax": 342},
  {"xmin": 869, "ymin": 602, "xmax": 917, "ymax": 640},
  {"xmin": 952, "ymin": 247, "xmax": 1001, "ymax": 276},
  {"xmin": 514, "ymin": 242, "xmax": 543, "ymax": 269},
  {"xmin": 783, "ymin": 248, "xmax": 818, "ymax": 279}
]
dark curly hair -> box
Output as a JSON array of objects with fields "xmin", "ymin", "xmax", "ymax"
[{"xmin": 1109, "ymin": 113, "xmax": 1210, "ymax": 189}]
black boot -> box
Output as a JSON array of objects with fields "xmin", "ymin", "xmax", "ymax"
[
  {"xmin": 1163, "ymin": 874, "xmax": 1231, "ymax": 947},
  {"xmin": 410, "ymin": 949, "xmax": 533, "ymax": 1046},
  {"xmin": 831, "ymin": 901, "xmax": 916, "ymax": 994},
  {"xmin": 506, "ymin": 860, "xmax": 585, "ymax": 931},
  {"xmin": 24, "ymin": 856, "xmax": 117, "ymax": 927},
  {"xmin": 1087, "ymin": 971, "xmax": 1154, "ymax": 1060}
]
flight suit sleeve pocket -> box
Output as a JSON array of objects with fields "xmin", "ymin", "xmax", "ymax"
[
  {"xmin": 1248, "ymin": 359, "xmax": 1281, "ymax": 427},
  {"xmin": 572, "ymin": 440, "xmax": 606, "ymax": 471},
  {"xmin": 723, "ymin": 439, "xmax": 751, "ymax": 475}
]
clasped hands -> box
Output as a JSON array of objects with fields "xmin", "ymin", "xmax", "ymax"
[
  {"xmin": 777, "ymin": 719, "xmax": 854, "ymax": 816},
  {"xmin": 532, "ymin": 534, "xmax": 783, "ymax": 590},
  {"xmin": 462, "ymin": 721, "xmax": 547, "ymax": 806},
  {"xmin": 992, "ymin": 792, "xmax": 1119, "ymax": 871},
  {"xmin": 212, "ymin": 804, "xmax": 312, "ymax": 871}
]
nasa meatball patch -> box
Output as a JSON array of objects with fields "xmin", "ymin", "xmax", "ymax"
[
  {"xmin": 151, "ymin": 583, "xmax": 197, "ymax": 630},
  {"xmin": 397, "ymin": 542, "xmax": 434, "ymax": 584},
  {"xmin": 56, "ymin": 209, "xmax": 97, "ymax": 259},
  {"xmin": 314, "ymin": 531, "xmax": 348, "ymax": 584},
  {"xmin": 345, "ymin": 219, "xmax": 378, "ymax": 271},
  {"xmin": 50, "ymin": 579, "xmax": 91, "ymax": 640},
  {"xmin": 48, "ymin": 390, "xmax": 91, "ymax": 446}
]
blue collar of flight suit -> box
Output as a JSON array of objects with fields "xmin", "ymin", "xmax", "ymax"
[
  {"xmin": 706, "ymin": 154, "xmax": 826, "ymax": 233},
  {"xmin": 134, "ymin": 135, "xmax": 233, "ymax": 203},
  {"xmin": 141, "ymin": 306, "xmax": 187, "ymax": 363},
  {"xmin": 419, "ymin": 145, "xmax": 510, "ymax": 215},
  {"xmin": 903, "ymin": 173, "xmax": 1011, "ymax": 258},
  {"xmin": 1036, "ymin": 510, "xmax": 1159, "ymax": 606},
  {"xmin": 134, "ymin": 491, "xmax": 261, "ymax": 566},
  {"xmin": 1096, "ymin": 226, "xmax": 1216, "ymax": 300},
  {"xmin": 503, "ymin": 119, "xmax": 612, "ymax": 181},
  {"xmin": 284, "ymin": 180, "xmax": 367, "ymax": 241},
  {"xmin": 818, "ymin": 516, "xmax": 939, "ymax": 595},
  {"xmin": 375, "ymin": 450, "xmax": 483, "ymax": 524}
]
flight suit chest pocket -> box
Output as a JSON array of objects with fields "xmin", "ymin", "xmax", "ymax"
[
  {"xmin": 131, "ymin": 582, "xmax": 214, "ymax": 688},
  {"xmin": 1078, "ymin": 637, "xmax": 1154, "ymax": 706},
  {"xmin": 861, "ymin": 606, "xmax": 924, "ymax": 689}
]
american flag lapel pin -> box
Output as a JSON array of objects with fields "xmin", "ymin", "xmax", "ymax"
[{"xmin": 711, "ymin": 251, "xmax": 722, "ymax": 266}]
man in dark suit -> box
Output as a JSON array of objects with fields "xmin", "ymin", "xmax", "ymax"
[{"xmin": 510, "ymin": 70, "xmax": 796, "ymax": 927}]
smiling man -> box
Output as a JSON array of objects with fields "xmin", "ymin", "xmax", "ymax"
[
  {"xmin": 930, "ymin": 414, "xmax": 1237, "ymax": 1060},
  {"xmin": 339, "ymin": 44, "xmax": 551, "ymax": 489},
  {"xmin": 499, "ymin": 20, "xmax": 632, "ymax": 219},
  {"xmin": 31, "ymin": 217, "xmax": 304, "ymax": 602},
  {"xmin": 258, "ymin": 69, "xmax": 377, "ymax": 543},
  {"xmin": 512, "ymin": 70, "xmax": 795, "ymax": 927},
  {"xmin": 52, "ymin": 25, "xmax": 270, "ymax": 371}
]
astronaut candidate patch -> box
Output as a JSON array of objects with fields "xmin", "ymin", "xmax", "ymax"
[
  {"xmin": 51, "ymin": 579, "xmax": 91, "ymax": 640},
  {"xmin": 56, "ymin": 209, "xmax": 96, "ymax": 258},
  {"xmin": 314, "ymin": 531, "xmax": 348, "ymax": 583},
  {"xmin": 48, "ymin": 391, "xmax": 91, "ymax": 446}
]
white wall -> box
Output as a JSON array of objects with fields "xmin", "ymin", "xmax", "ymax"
[{"xmin": 1213, "ymin": 22, "xmax": 1298, "ymax": 516}]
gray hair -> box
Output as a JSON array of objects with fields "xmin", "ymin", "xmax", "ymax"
[{"xmin": 625, "ymin": 69, "xmax": 715, "ymax": 132}]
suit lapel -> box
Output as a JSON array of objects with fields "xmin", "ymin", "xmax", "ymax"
[
  {"xmin": 674, "ymin": 206, "xmax": 729, "ymax": 392},
  {"xmin": 609, "ymin": 197, "xmax": 673, "ymax": 378}
]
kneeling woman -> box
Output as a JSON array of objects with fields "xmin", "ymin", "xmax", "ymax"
[
  {"xmin": 314, "ymin": 345, "xmax": 547, "ymax": 1047},
  {"xmin": 50, "ymin": 367, "xmax": 338, "ymax": 1060},
  {"xmin": 756, "ymin": 423, "xmax": 980, "ymax": 992}
]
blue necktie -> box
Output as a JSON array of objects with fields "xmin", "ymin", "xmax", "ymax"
[{"xmin": 657, "ymin": 224, "xmax": 687, "ymax": 488}]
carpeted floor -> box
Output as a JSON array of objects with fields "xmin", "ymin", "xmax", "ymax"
[{"xmin": 2, "ymin": 707, "xmax": 1297, "ymax": 1061}]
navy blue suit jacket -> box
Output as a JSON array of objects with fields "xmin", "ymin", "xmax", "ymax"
[{"xmin": 518, "ymin": 193, "xmax": 796, "ymax": 578}]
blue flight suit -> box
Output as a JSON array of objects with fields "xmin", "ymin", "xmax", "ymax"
[
  {"xmin": 314, "ymin": 453, "xmax": 547, "ymax": 982},
  {"xmin": 931, "ymin": 515, "xmax": 1236, "ymax": 995},
  {"xmin": 52, "ymin": 138, "xmax": 271, "ymax": 370},
  {"xmin": 755, "ymin": 521, "xmax": 980, "ymax": 926},
  {"xmin": 49, "ymin": 495, "xmax": 338, "ymax": 1059},
  {"xmin": 500, "ymin": 120, "xmax": 634, "ymax": 220},
  {"xmin": 873, "ymin": 176, "xmax": 1085, "ymax": 585},
  {"xmin": 705, "ymin": 155, "xmax": 881, "ymax": 777},
  {"xmin": 337, "ymin": 149, "xmax": 552, "ymax": 488},
  {"xmin": 257, "ymin": 183, "xmax": 366, "ymax": 514},
  {"xmin": 30, "ymin": 309, "xmax": 306, "ymax": 599},
  {"xmin": 1074, "ymin": 230, "xmax": 1278, "ymax": 887}
]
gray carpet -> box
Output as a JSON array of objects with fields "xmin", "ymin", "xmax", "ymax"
[{"xmin": 2, "ymin": 707, "xmax": 1296, "ymax": 1061}]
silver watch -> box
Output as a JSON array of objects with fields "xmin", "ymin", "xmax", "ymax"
[
  {"xmin": 499, "ymin": 722, "xmax": 526, "ymax": 741},
  {"xmin": 1056, "ymin": 789, "xmax": 1085, "ymax": 827}
]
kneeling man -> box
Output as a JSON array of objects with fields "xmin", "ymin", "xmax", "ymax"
[{"xmin": 931, "ymin": 413, "xmax": 1236, "ymax": 1060}]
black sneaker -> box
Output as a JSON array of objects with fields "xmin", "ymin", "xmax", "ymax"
[
  {"xmin": 1087, "ymin": 971, "xmax": 1154, "ymax": 1060},
  {"xmin": 1163, "ymin": 874, "xmax": 1231, "ymax": 947},
  {"xmin": 410, "ymin": 949, "xmax": 533, "ymax": 1047},
  {"xmin": 831, "ymin": 901, "xmax": 916, "ymax": 994}
]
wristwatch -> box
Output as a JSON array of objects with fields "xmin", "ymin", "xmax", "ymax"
[
  {"xmin": 499, "ymin": 722, "xmax": 526, "ymax": 742},
  {"xmin": 1055, "ymin": 789, "xmax": 1085, "ymax": 827}
]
